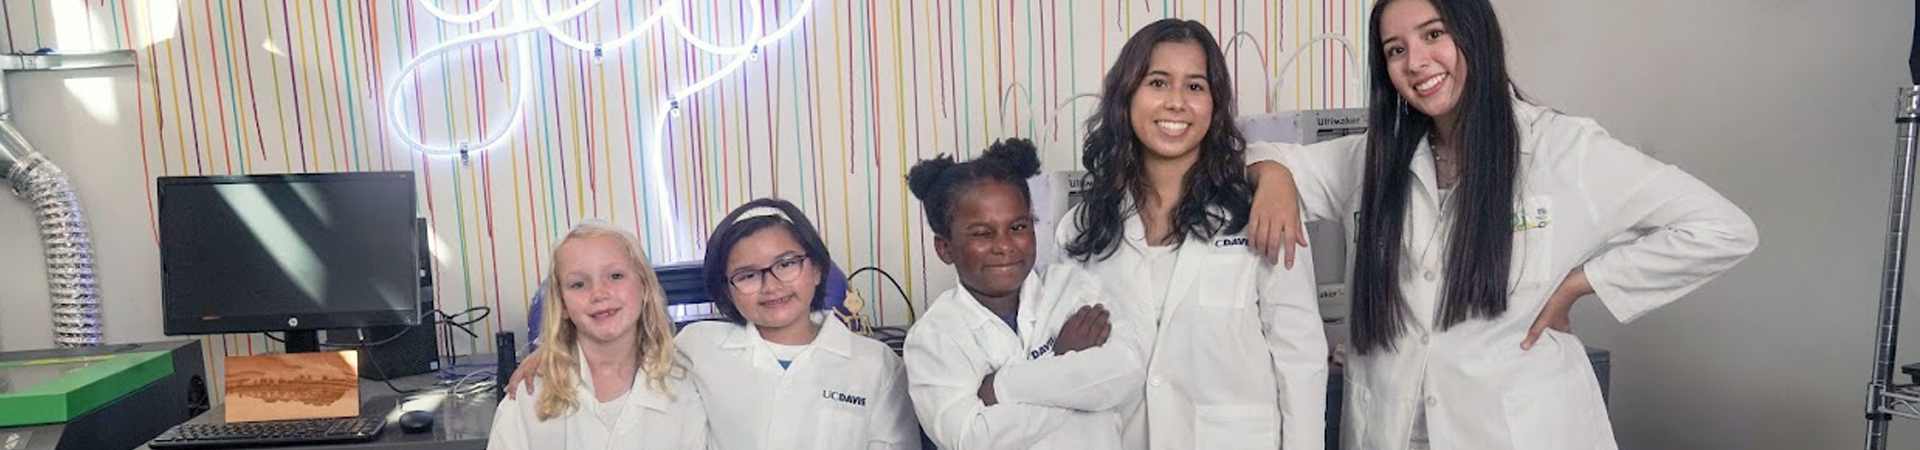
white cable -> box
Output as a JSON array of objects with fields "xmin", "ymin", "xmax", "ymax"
[
  {"xmin": 445, "ymin": 370, "xmax": 495, "ymax": 397},
  {"xmin": 668, "ymin": 2, "xmax": 765, "ymax": 56},
  {"xmin": 645, "ymin": 100, "xmax": 683, "ymax": 261},
  {"xmin": 1268, "ymin": 33, "xmax": 1366, "ymax": 108},
  {"xmin": 387, "ymin": 0, "xmax": 820, "ymax": 262},
  {"xmin": 1220, "ymin": 31, "xmax": 1277, "ymax": 113},
  {"xmin": 388, "ymin": 0, "xmax": 817, "ymax": 156},
  {"xmin": 1045, "ymin": 92, "xmax": 1102, "ymax": 138},
  {"xmin": 419, "ymin": 0, "xmax": 504, "ymax": 24},
  {"xmin": 998, "ymin": 82, "xmax": 1034, "ymax": 136},
  {"xmin": 675, "ymin": 52, "xmax": 753, "ymax": 100},
  {"xmin": 384, "ymin": 1, "xmax": 538, "ymax": 156}
]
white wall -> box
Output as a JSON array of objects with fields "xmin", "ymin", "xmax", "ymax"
[
  {"xmin": 1495, "ymin": 0, "xmax": 1915, "ymax": 448},
  {"xmin": 0, "ymin": 67, "xmax": 163, "ymax": 351}
]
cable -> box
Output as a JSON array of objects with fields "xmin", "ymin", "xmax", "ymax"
[
  {"xmin": 258, "ymin": 308, "xmax": 434, "ymax": 349},
  {"xmin": 1266, "ymin": 33, "xmax": 1365, "ymax": 110},
  {"xmin": 445, "ymin": 369, "xmax": 495, "ymax": 395},
  {"xmin": 436, "ymin": 364, "xmax": 497, "ymax": 382},
  {"xmin": 848, "ymin": 266, "xmax": 916, "ymax": 323},
  {"xmin": 254, "ymin": 307, "xmax": 499, "ymax": 395},
  {"xmin": 315, "ymin": 309, "xmax": 441, "ymax": 349},
  {"xmin": 364, "ymin": 348, "xmax": 421, "ymax": 394},
  {"xmin": 436, "ymin": 306, "xmax": 493, "ymax": 340}
]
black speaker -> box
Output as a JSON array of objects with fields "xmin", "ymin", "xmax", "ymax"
[
  {"xmin": 326, "ymin": 218, "xmax": 441, "ymax": 380},
  {"xmin": 495, "ymin": 331, "xmax": 517, "ymax": 399},
  {"xmin": 329, "ymin": 301, "xmax": 439, "ymax": 380}
]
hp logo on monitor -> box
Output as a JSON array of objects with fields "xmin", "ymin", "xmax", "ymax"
[{"xmin": 288, "ymin": 317, "xmax": 299, "ymax": 327}]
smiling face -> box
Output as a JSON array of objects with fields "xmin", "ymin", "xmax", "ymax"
[
  {"xmin": 724, "ymin": 227, "xmax": 820, "ymax": 332},
  {"xmin": 934, "ymin": 180, "xmax": 1036, "ymax": 302},
  {"xmin": 1127, "ymin": 41, "xmax": 1215, "ymax": 167},
  {"xmin": 1379, "ymin": 0, "xmax": 1467, "ymax": 127},
  {"xmin": 556, "ymin": 234, "xmax": 646, "ymax": 346}
]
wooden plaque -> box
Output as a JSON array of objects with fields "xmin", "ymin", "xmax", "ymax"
[{"xmin": 223, "ymin": 350, "xmax": 360, "ymax": 423}]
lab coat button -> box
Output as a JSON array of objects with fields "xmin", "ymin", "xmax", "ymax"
[
  {"xmin": 1425, "ymin": 397, "xmax": 1438, "ymax": 406},
  {"xmin": 1419, "ymin": 334, "xmax": 1430, "ymax": 344},
  {"xmin": 1150, "ymin": 376, "xmax": 1165, "ymax": 388},
  {"xmin": 1423, "ymin": 271, "xmax": 1437, "ymax": 282}
]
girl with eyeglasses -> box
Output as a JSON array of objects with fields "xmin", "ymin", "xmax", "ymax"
[{"xmin": 509, "ymin": 199, "xmax": 922, "ymax": 449}]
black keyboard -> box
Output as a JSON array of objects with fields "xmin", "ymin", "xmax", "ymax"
[{"xmin": 149, "ymin": 417, "xmax": 386, "ymax": 449}]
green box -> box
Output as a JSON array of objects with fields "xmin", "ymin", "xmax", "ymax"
[{"xmin": 0, "ymin": 350, "xmax": 173, "ymax": 427}]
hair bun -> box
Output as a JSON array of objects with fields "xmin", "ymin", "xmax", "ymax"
[
  {"xmin": 905, "ymin": 155, "xmax": 956, "ymax": 201},
  {"xmin": 982, "ymin": 138, "xmax": 1042, "ymax": 178}
]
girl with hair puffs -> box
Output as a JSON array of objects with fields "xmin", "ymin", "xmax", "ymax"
[{"xmin": 904, "ymin": 138, "xmax": 1152, "ymax": 450}]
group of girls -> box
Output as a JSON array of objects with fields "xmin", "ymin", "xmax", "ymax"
[{"xmin": 485, "ymin": 1, "xmax": 1757, "ymax": 449}]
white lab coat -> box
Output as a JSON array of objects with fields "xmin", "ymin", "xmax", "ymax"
[
  {"xmin": 1055, "ymin": 206, "xmax": 1328, "ymax": 450},
  {"xmin": 675, "ymin": 316, "xmax": 921, "ymax": 450},
  {"xmin": 904, "ymin": 264, "xmax": 1152, "ymax": 450},
  {"xmin": 487, "ymin": 352, "xmax": 709, "ymax": 450},
  {"xmin": 1249, "ymin": 99, "xmax": 1759, "ymax": 450}
]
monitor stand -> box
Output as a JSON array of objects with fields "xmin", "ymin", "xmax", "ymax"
[{"xmin": 283, "ymin": 331, "xmax": 320, "ymax": 353}]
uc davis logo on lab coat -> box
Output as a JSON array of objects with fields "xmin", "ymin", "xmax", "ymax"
[
  {"xmin": 823, "ymin": 389, "xmax": 867, "ymax": 407},
  {"xmin": 1214, "ymin": 237, "xmax": 1249, "ymax": 248},
  {"xmin": 1028, "ymin": 337, "xmax": 1057, "ymax": 360}
]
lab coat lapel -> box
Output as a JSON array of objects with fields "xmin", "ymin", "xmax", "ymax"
[
  {"xmin": 609, "ymin": 372, "xmax": 673, "ymax": 439},
  {"xmin": 1158, "ymin": 234, "xmax": 1209, "ymax": 327},
  {"xmin": 572, "ymin": 350, "xmax": 659, "ymax": 439},
  {"xmin": 727, "ymin": 322, "xmax": 788, "ymax": 374}
]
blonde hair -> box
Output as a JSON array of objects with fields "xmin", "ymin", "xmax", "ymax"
[{"xmin": 532, "ymin": 221, "xmax": 678, "ymax": 421}]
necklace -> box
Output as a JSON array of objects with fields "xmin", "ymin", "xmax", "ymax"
[
  {"xmin": 1433, "ymin": 143, "xmax": 1461, "ymax": 188},
  {"xmin": 1415, "ymin": 187, "xmax": 1456, "ymax": 269}
]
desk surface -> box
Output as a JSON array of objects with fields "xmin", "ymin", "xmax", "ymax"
[{"xmin": 138, "ymin": 370, "xmax": 499, "ymax": 450}]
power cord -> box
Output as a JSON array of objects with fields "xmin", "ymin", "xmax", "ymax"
[
  {"xmin": 258, "ymin": 330, "xmax": 419, "ymax": 394},
  {"xmin": 433, "ymin": 306, "xmax": 493, "ymax": 362},
  {"xmin": 257, "ymin": 306, "xmax": 498, "ymax": 395},
  {"xmin": 848, "ymin": 266, "xmax": 916, "ymax": 323}
]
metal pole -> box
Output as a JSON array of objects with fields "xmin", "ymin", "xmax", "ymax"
[{"xmin": 1867, "ymin": 86, "xmax": 1920, "ymax": 450}]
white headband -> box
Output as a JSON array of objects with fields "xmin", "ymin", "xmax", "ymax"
[{"xmin": 736, "ymin": 206, "xmax": 789, "ymax": 222}]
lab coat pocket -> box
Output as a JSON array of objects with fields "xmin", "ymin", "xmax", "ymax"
[
  {"xmin": 1198, "ymin": 258, "xmax": 1256, "ymax": 309},
  {"xmin": 1501, "ymin": 369, "xmax": 1606, "ymax": 450},
  {"xmin": 1342, "ymin": 380, "xmax": 1371, "ymax": 450},
  {"xmin": 1511, "ymin": 195, "xmax": 1556, "ymax": 286},
  {"xmin": 1192, "ymin": 404, "xmax": 1279, "ymax": 450},
  {"xmin": 810, "ymin": 405, "xmax": 863, "ymax": 449}
]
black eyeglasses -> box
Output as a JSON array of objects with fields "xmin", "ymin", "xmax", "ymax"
[{"xmin": 727, "ymin": 254, "xmax": 810, "ymax": 292}]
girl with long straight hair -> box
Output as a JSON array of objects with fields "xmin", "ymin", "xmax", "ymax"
[{"xmin": 1248, "ymin": 0, "xmax": 1759, "ymax": 448}]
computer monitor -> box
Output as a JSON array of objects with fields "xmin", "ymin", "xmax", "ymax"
[{"xmin": 157, "ymin": 171, "xmax": 421, "ymax": 353}]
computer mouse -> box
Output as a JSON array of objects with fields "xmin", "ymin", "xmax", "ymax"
[{"xmin": 397, "ymin": 410, "xmax": 435, "ymax": 434}]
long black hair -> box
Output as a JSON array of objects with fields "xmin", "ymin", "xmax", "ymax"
[
  {"xmin": 702, "ymin": 198, "xmax": 833, "ymax": 324},
  {"xmin": 1351, "ymin": 0, "xmax": 1521, "ymax": 355},
  {"xmin": 1066, "ymin": 18, "xmax": 1252, "ymax": 262},
  {"xmin": 905, "ymin": 138, "xmax": 1044, "ymax": 237}
]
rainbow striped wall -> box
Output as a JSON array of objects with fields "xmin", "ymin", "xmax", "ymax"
[{"xmin": 0, "ymin": 0, "xmax": 1368, "ymax": 396}]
